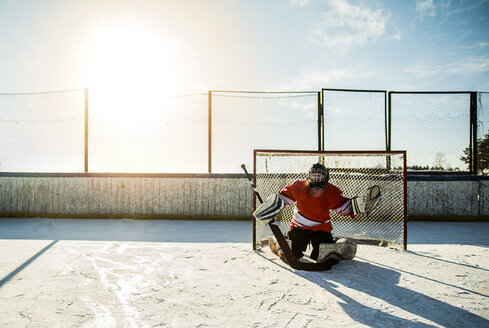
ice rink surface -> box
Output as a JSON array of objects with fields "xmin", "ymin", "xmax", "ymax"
[{"xmin": 0, "ymin": 218, "xmax": 487, "ymax": 327}]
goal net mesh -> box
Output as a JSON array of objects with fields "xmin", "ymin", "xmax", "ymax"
[{"xmin": 254, "ymin": 150, "xmax": 407, "ymax": 249}]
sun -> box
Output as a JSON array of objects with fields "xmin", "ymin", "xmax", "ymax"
[
  {"xmin": 81, "ymin": 21, "xmax": 207, "ymax": 172},
  {"xmin": 86, "ymin": 22, "xmax": 186, "ymax": 121}
]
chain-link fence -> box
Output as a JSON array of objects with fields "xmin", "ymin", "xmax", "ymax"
[
  {"xmin": 323, "ymin": 89, "xmax": 487, "ymax": 175},
  {"xmin": 322, "ymin": 89, "xmax": 387, "ymax": 151},
  {"xmin": 389, "ymin": 92, "xmax": 471, "ymax": 172},
  {"xmin": 0, "ymin": 88, "xmax": 487, "ymax": 175},
  {"xmin": 0, "ymin": 89, "xmax": 85, "ymax": 172},
  {"xmin": 211, "ymin": 91, "xmax": 319, "ymax": 173},
  {"xmin": 89, "ymin": 93, "xmax": 208, "ymax": 173}
]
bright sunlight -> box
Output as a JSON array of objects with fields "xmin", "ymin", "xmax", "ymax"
[
  {"xmin": 86, "ymin": 22, "xmax": 188, "ymax": 121},
  {"xmin": 82, "ymin": 20, "xmax": 209, "ymax": 173}
]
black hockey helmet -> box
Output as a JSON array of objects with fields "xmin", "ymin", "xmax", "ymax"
[{"xmin": 308, "ymin": 163, "xmax": 329, "ymax": 190}]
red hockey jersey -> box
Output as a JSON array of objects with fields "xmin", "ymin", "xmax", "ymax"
[{"xmin": 279, "ymin": 180, "xmax": 353, "ymax": 232}]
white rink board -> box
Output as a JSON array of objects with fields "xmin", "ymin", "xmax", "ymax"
[{"xmin": 1, "ymin": 175, "xmax": 488, "ymax": 219}]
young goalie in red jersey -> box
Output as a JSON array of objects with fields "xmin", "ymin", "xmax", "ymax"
[
  {"xmin": 277, "ymin": 163, "xmax": 354, "ymax": 261},
  {"xmin": 254, "ymin": 162, "xmax": 381, "ymax": 266}
]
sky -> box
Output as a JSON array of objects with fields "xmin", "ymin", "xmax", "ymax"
[
  {"xmin": 0, "ymin": 0, "xmax": 488, "ymax": 173},
  {"xmin": 1, "ymin": 0, "xmax": 488, "ymax": 93}
]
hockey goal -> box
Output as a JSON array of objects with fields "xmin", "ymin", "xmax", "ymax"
[{"xmin": 253, "ymin": 150, "xmax": 407, "ymax": 250}]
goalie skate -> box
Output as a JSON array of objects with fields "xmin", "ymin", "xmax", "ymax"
[
  {"xmin": 317, "ymin": 238, "xmax": 357, "ymax": 262},
  {"xmin": 267, "ymin": 236, "xmax": 291, "ymax": 263}
]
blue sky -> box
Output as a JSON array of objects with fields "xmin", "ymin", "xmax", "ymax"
[
  {"xmin": 0, "ymin": 0, "xmax": 488, "ymax": 93},
  {"xmin": 0, "ymin": 0, "xmax": 488, "ymax": 173}
]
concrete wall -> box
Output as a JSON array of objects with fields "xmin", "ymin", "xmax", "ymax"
[{"xmin": 0, "ymin": 174, "xmax": 488, "ymax": 220}]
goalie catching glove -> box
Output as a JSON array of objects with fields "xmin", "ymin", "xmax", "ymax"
[
  {"xmin": 253, "ymin": 194, "xmax": 286, "ymax": 225},
  {"xmin": 351, "ymin": 185, "xmax": 381, "ymax": 216}
]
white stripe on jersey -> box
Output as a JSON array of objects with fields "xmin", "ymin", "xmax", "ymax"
[
  {"xmin": 278, "ymin": 194, "xmax": 295, "ymax": 205},
  {"xmin": 292, "ymin": 210, "xmax": 330, "ymax": 228},
  {"xmin": 334, "ymin": 199, "xmax": 352, "ymax": 216}
]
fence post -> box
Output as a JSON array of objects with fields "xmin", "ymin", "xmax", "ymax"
[
  {"xmin": 470, "ymin": 92, "xmax": 478, "ymax": 174},
  {"xmin": 208, "ymin": 91, "xmax": 212, "ymax": 174},
  {"xmin": 386, "ymin": 91, "xmax": 391, "ymax": 152},
  {"xmin": 318, "ymin": 91, "xmax": 323, "ymax": 151},
  {"xmin": 84, "ymin": 88, "xmax": 89, "ymax": 173}
]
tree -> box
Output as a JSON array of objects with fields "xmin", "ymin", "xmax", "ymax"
[{"xmin": 461, "ymin": 132, "xmax": 489, "ymax": 175}]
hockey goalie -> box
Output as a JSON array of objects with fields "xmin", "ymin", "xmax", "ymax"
[{"xmin": 253, "ymin": 163, "xmax": 381, "ymax": 266}]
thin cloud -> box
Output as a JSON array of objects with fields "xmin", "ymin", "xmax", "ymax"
[
  {"xmin": 280, "ymin": 55, "xmax": 489, "ymax": 92},
  {"xmin": 407, "ymin": 56, "xmax": 489, "ymax": 77},
  {"xmin": 290, "ymin": 0, "xmax": 312, "ymax": 7},
  {"xmin": 312, "ymin": 0, "xmax": 388, "ymax": 49},
  {"xmin": 416, "ymin": 0, "xmax": 436, "ymax": 18},
  {"xmin": 281, "ymin": 68, "xmax": 377, "ymax": 91},
  {"xmin": 291, "ymin": 69, "xmax": 354, "ymax": 90},
  {"xmin": 457, "ymin": 42, "xmax": 489, "ymax": 51}
]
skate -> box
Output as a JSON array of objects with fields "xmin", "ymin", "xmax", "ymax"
[
  {"xmin": 317, "ymin": 238, "xmax": 357, "ymax": 263},
  {"xmin": 267, "ymin": 236, "xmax": 289, "ymax": 263}
]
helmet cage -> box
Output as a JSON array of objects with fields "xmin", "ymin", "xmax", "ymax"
[{"xmin": 308, "ymin": 163, "xmax": 329, "ymax": 190}]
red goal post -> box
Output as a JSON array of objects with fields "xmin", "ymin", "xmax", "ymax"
[{"xmin": 253, "ymin": 149, "xmax": 407, "ymax": 250}]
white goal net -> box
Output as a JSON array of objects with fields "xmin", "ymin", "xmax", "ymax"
[{"xmin": 253, "ymin": 150, "xmax": 407, "ymax": 249}]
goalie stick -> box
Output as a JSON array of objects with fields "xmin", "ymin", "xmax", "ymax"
[{"xmin": 241, "ymin": 164, "xmax": 333, "ymax": 271}]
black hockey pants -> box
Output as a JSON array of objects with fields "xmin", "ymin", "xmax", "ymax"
[{"xmin": 287, "ymin": 228, "xmax": 334, "ymax": 261}]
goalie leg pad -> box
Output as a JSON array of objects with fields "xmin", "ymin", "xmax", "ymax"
[
  {"xmin": 253, "ymin": 194, "xmax": 285, "ymax": 226},
  {"xmin": 317, "ymin": 238, "xmax": 357, "ymax": 262}
]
